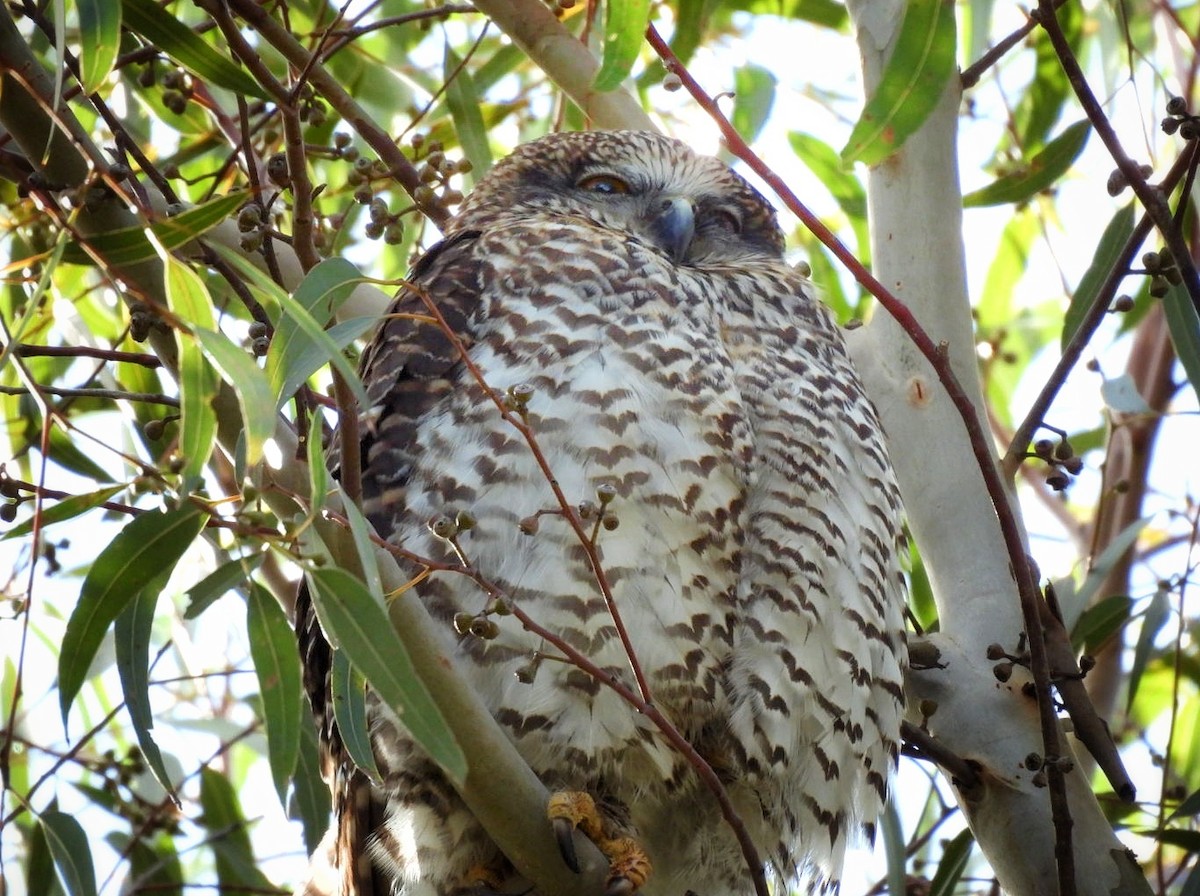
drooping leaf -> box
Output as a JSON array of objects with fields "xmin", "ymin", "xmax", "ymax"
[
  {"xmin": 1062, "ymin": 204, "xmax": 1136, "ymax": 348},
  {"xmin": 1072, "ymin": 594, "xmax": 1133, "ymax": 652},
  {"xmin": 77, "ymin": 0, "xmax": 121, "ymax": 95},
  {"xmin": 291, "ymin": 714, "xmax": 333, "ymax": 854},
  {"xmin": 197, "ymin": 768, "xmax": 274, "ymax": 894},
  {"xmin": 880, "ymin": 799, "xmax": 906, "ymax": 896},
  {"xmin": 116, "ymin": 832, "xmax": 184, "ymax": 896},
  {"xmin": 1162, "ymin": 283, "xmax": 1200, "ymax": 409},
  {"xmin": 247, "ymin": 583, "xmax": 303, "ymax": 803},
  {"xmin": 193, "ymin": 327, "xmax": 275, "ymax": 468},
  {"xmin": 332, "ymin": 647, "xmax": 381, "ymax": 783},
  {"xmin": 1006, "ymin": 2, "xmax": 1082, "ymax": 154},
  {"xmin": 789, "ymin": 131, "xmax": 869, "ymax": 258},
  {"xmin": 443, "ymin": 46, "xmax": 492, "ymax": 181},
  {"xmin": 593, "ymin": 0, "xmax": 652, "ymax": 91},
  {"xmin": 25, "ymin": 813, "xmax": 65, "ymax": 896},
  {"xmin": 164, "ymin": 258, "xmax": 218, "ymax": 481},
  {"xmin": 929, "ymin": 828, "xmax": 974, "ymax": 896},
  {"xmin": 120, "ymin": 0, "xmax": 269, "ymax": 99},
  {"xmin": 262, "ymin": 257, "xmax": 371, "ymax": 410},
  {"xmin": 306, "ymin": 567, "xmax": 466, "ymax": 785},
  {"xmin": 183, "ymin": 553, "xmax": 264, "ymax": 619},
  {"xmin": 731, "ymin": 64, "xmax": 777, "ymax": 145},
  {"xmin": 963, "ymin": 120, "xmax": 1090, "ymax": 207},
  {"xmin": 59, "ymin": 505, "xmax": 206, "ymax": 723},
  {"xmin": 39, "ymin": 811, "xmax": 97, "ymax": 896},
  {"xmin": 1128, "ymin": 584, "xmax": 1172, "ymax": 713},
  {"xmin": 1, "ymin": 484, "xmax": 124, "ymax": 540},
  {"xmin": 1072, "ymin": 517, "xmax": 1151, "ymax": 617},
  {"xmin": 61, "ymin": 193, "xmax": 247, "ymax": 266},
  {"xmin": 842, "ymin": 0, "xmax": 957, "ymax": 166},
  {"xmin": 115, "ymin": 579, "xmax": 178, "ymax": 798}
]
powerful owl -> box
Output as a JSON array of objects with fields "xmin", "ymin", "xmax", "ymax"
[{"xmin": 296, "ymin": 130, "xmax": 907, "ymax": 896}]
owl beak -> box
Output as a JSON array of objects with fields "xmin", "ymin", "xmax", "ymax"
[{"xmin": 647, "ymin": 196, "xmax": 695, "ymax": 262}]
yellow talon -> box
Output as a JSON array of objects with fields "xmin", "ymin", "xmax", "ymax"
[{"xmin": 547, "ymin": 791, "xmax": 652, "ymax": 895}]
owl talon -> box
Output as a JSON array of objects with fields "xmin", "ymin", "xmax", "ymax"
[
  {"xmin": 546, "ymin": 791, "xmax": 651, "ymax": 893},
  {"xmin": 551, "ymin": 815, "xmax": 582, "ymax": 873}
]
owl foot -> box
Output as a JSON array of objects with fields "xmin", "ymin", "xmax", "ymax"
[{"xmin": 547, "ymin": 791, "xmax": 652, "ymax": 896}]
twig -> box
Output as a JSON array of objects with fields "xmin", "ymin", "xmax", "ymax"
[
  {"xmin": 0, "ymin": 384, "xmax": 179, "ymax": 405},
  {"xmin": 1003, "ymin": 98, "xmax": 1198, "ymax": 479},
  {"xmin": 1035, "ymin": 0, "xmax": 1200, "ymax": 319}
]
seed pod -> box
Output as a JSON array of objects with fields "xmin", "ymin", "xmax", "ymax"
[
  {"xmin": 453, "ymin": 612, "xmax": 473, "ymax": 635},
  {"xmin": 469, "ymin": 617, "xmax": 499, "ymax": 639},
  {"xmin": 1046, "ymin": 471, "xmax": 1070, "ymax": 491},
  {"xmin": 1167, "ymin": 95, "xmax": 1188, "ymax": 116},
  {"xmin": 266, "ymin": 153, "xmax": 290, "ymax": 188},
  {"xmin": 596, "ymin": 483, "xmax": 618, "ymax": 505},
  {"xmin": 428, "ymin": 515, "xmax": 456, "ymax": 539},
  {"xmin": 993, "ymin": 661, "xmax": 1013, "ymax": 682}
]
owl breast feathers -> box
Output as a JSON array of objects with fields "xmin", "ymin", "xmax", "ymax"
[{"xmin": 297, "ymin": 129, "xmax": 907, "ymax": 896}]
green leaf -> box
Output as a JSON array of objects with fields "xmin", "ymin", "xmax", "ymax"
[
  {"xmin": 730, "ymin": 64, "xmax": 776, "ymax": 145},
  {"xmin": 1062, "ymin": 204, "xmax": 1135, "ymax": 348},
  {"xmin": 963, "ymin": 120, "xmax": 1090, "ymax": 207},
  {"xmin": 1168, "ymin": 786, "xmax": 1200, "ymax": 822},
  {"xmin": 76, "ymin": 0, "xmax": 121, "ymax": 95},
  {"xmin": 332, "ymin": 648, "xmax": 381, "ymax": 783},
  {"xmin": 1006, "ymin": 2, "xmax": 1082, "ymax": 154},
  {"xmin": 247, "ymin": 583, "xmax": 303, "ymax": 803},
  {"xmin": 1128, "ymin": 584, "xmax": 1171, "ymax": 713},
  {"xmin": 1162, "ymin": 283, "xmax": 1200, "ymax": 409},
  {"xmin": 120, "ymin": 0, "xmax": 269, "ymax": 99},
  {"xmin": 39, "ymin": 810, "xmax": 97, "ymax": 896},
  {"xmin": 842, "ymin": 0, "xmax": 957, "ymax": 166},
  {"xmin": 59, "ymin": 505, "xmax": 206, "ymax": 724},
  {"xmin": 291, "ymin": 714, "xmax": 333, "ymax": 854},
  {"xmin": 1073, "ymin": 517, "xmax": 1150, "ymax": 617},
  {"xmin": 61, "ymin": 193, "xmax": 246, "ymax": 266},
  {"xmin": 264, "ymin": 257, "xmax": 371, "ymax": 410},
  {"xmin": 306, "ymin": 567, "xmax": 466, "ymax": 785},
  {"xmin": 929, "ymin": 829, "xmax": 974, "ymax": 896},
  {"xmin": 193, "ymin": 327, "xmax": 274, "ymax": 467},
  {"xmin": 164, "ymin": 258, "xmax": 219, "ymax": 481},
  {"xmin": 593, "ymin": 0, "xmax": 652, "ymax": 91},
  {"xmin": 120, "ymin": 832, "xmax": 184, "ymax": 896},
  {"xmin": 1, "ymin": 484, "xmax": 123, "ymax": 540},
  {"xmin": 183, "ymin": 554, "xmax": 264, "ymax": 619},
  {"xmin": 881, "ymin": 799, "xmax": 906, "ymax": 896},
  {"xmin": 1072, "ymin": 594, "xmax": 1133, "ymax": 652},
  {"xmin": 443, "ymin": 47, "xmax": 492, "ymax": 182},
  {"xmin": 788, "ymin": 131, "xmax": 869, "ymax": 258},
  {"xmin": 115, "ymin": 580, "xmax": 178, "ymax": 798},
  {"xmin": 26, "ymin": 814, "xmax": 65, "ymax": 896},
  {"xmin": 197, "ymin": 768, "xmax": 273, "ymax": 894}
]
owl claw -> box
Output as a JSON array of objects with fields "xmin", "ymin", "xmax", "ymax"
[
  {"xmin": 551, "ymin": 815, "xmax": 582, "ymax": 873},
  {"xmin": 546, "ymin": 791, "xmax": 651, "ymax": 893}
]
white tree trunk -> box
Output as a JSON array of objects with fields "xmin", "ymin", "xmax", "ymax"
[{"xmin": 843, "ymin": 4, "xmax": 1145, "ymax": 894}]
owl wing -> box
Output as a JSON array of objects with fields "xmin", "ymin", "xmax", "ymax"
[{"xmin": 295, "ymin": 229, "xmax": 485, "ymax": 896}]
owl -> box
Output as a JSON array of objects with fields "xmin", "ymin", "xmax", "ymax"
[{"xmin": 296, "ymin": 130, "xmax": 907, "ymax": 896}]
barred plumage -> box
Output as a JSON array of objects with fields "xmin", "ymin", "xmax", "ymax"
[{"xmin": 297, "ymin": 130, "xmax": 907, "ymax": 896}]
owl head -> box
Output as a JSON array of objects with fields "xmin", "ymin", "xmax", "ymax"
[{"xmin": 449, "ymin": 130, "xmax": 786, "ymax": 266}]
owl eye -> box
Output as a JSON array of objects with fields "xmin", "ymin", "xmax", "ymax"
[
  {"xmin": 577, "ymin": 173, "xmax": 632, "ymax": 195},
  {"xmin": 707, "ymin": 208, "xmax": 742, "ymax": 234}
]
